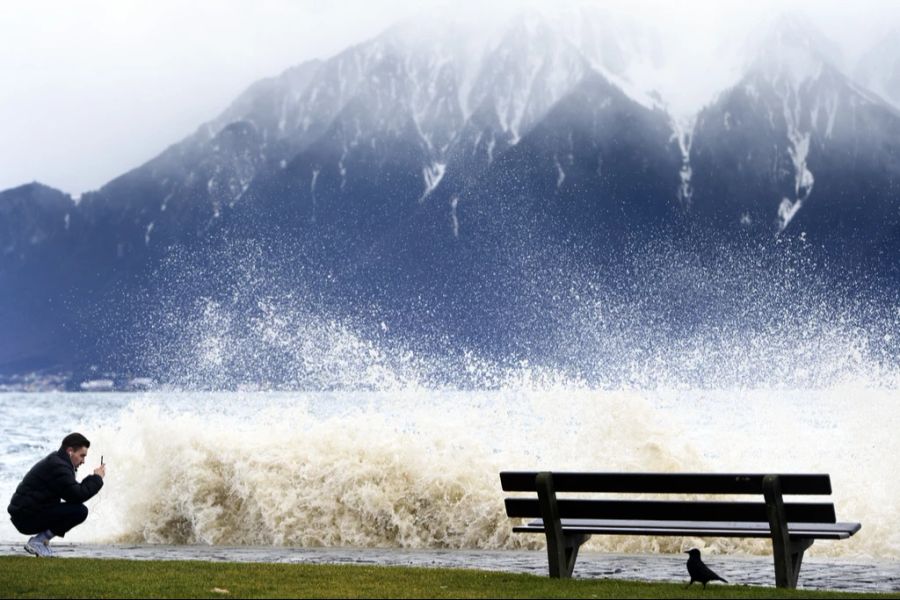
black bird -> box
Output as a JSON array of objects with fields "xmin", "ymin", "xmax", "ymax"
[{"xmin": 685, "ymin": 548, "xmax": 728, "ymax": 588}]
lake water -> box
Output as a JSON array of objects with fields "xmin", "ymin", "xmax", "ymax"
[{"xmin": 1, "ymin": 389, "xmax": 896, "ymax": 564}]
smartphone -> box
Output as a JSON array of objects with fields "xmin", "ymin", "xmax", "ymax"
[{"xmin": 101, "ymin": 455, "xmax": 104, "ymax": 465}]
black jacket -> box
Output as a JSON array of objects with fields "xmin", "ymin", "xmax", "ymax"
[{"xmin": 7, "ymin": 448, "xmax": 103, "ymax": 518}]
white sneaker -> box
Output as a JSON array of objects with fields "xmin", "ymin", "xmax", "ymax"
[{"xmin": 24, "ymin": 536, "xmax": 52, "ymax": 558}]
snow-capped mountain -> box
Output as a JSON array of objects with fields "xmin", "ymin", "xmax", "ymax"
[
  {"xmin": 1, "ymin": 8, "xmax": 898, "ymax": 384},
  {"xmin": 689, "ymin": 15, "xmax": 900, "ymax": 261},
  {"xmin": 61, "ymin": 7, "xmax": 665, "ymax": 257}
]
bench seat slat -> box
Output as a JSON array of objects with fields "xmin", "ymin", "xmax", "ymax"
[
  {"xmin": 504, "ymin": 498, "xmax": 837, "ymax": 523},
  {"xmin": 500, "ymin": 472, "xmax": 832, "ymax": 495},
  {"xmin": 512, "ymin": 519, "xmax": 861, "ymax": 540}
]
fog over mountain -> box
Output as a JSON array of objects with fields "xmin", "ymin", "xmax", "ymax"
[
  {"xmin": 1, "ymin": 4, "xmax": 898, "ymax": 388},
  {"xmin": 855, "ymin": 27, "xmax": 900, "ymax": 110},
  {"xmin": 4, "ymin": 0, "xmax": 899, "ymax": 195}
]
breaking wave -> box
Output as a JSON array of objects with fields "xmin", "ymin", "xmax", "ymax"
[{"xmin": 65, "ymin": 386, "xmax": 898, "ymax": 560}]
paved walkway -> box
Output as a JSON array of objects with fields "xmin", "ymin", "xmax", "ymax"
[{"xmin": 2, "ymin": 543, "xmax": 898, "ymax": 594}]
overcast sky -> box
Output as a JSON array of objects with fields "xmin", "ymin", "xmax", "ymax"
[{"xmin": 2, "ymin": 0, "xmax": 898, "ymax": 196}]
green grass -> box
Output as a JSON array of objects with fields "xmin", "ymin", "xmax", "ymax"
[{"xmin": 0, "ymin": 556, "xmax": 896, "ymax": 599}]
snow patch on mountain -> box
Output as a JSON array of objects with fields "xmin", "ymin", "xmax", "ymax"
[
  {"xmin": 554, "ymin": 155, "xmax": 565, "ymax": 189},
  {"xmin": 419, "ymin": 162, "xmax": 446, "ymax": 203},
  {"xmin": 778, "ymin": 123, "xmax": 815, "ymax": 233},
  {"xmin": 450, "ymin": 196, "xmax": 460, "ymax": 238},
  {"xmin": 778, "ymin": 198, "xmax": 803, "ymax": 231},
  {"xmin": 339, "ymin": 148, "xmax": 348, "ymax": 190},
  {"xmin": 744, "ymin": 15, "xmax": 837, "ymax": 232},
  {"xmin": 810, "ymin": 92, "xmax": 840, "ymax": 138},
  {"xmin": 671, "ymin": 116, "xmax": 696, "ymax": 208},
  {"xmin": 310, "ymin": 167, "xmax": 320, "ymax": 222}
]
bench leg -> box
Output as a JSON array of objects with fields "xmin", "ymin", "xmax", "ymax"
[
  {"xmin": 564, "ymin": 533, "xmax": 590, "ymax": 577},
  {"xmin": 772, "ymin": 536, "xmax": 813, "ymax": 589},
  {"xmin": 536, "ymin": 472, "xmax": 591, "ymax": 578},
  {"xmin": 791, "ymin": 538, "xmax": 813, "ymax": 589},
  {"xmin": 544, "ymin": 531, "xmax": 590, "ymax": 578},
  {"xmin": 764, "ymin": 475, "xmax": 815, "ymax": 589}
]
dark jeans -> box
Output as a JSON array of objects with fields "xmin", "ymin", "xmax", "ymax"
[{"xmin": 11, "ymin": 503, "xmax": 88, "ymax": 538}]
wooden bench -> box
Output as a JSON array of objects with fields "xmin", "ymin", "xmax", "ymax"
[{"xmin": 500, "ymin": 471, "xmax": 861, "ymax": 588}]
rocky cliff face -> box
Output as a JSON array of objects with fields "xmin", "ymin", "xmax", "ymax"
[{"xmin": 689, "ymin": 17, "xmax": 900, "ymax": 272}]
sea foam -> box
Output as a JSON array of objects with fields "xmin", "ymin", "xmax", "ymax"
[{"xmin": 53, "ymin": 387, "xmax": 897, "ymax": 560}]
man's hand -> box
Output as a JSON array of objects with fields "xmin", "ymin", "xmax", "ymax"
[{"xmin": 93, "ymin": 464, "xmax": 106, "ymax": 478}]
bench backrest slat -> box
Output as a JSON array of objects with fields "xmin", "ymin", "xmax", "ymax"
[
  {"xmin": 499, "ymin": 472, "xmax": 832, "ymax": 495},
  {"xmin": 504, "ymin": 498, "xmax": 837, "ymax": 523}
]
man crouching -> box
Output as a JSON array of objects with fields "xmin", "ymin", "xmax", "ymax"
[{"xmin": 7, "ymin": 432, "xmax": 106, "ymax": 557}]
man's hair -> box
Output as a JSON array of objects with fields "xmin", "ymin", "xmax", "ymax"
[{"xmin": 60, "ymin": 432, "xmax": 91, "ymax": 450}]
